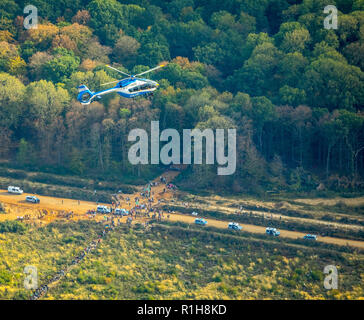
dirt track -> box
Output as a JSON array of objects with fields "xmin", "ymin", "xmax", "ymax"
[
  {"xmin": 1, "ymin": 170, "xmax": 364, "ymax": 249},
  {"xmin": 167, "ymin": 213, "xmax": 364, "ymax": 249}
]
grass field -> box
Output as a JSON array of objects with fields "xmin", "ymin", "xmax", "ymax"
[{"xmin": 0, "ymin": 221, "xmax": 363, "ymax": 300}]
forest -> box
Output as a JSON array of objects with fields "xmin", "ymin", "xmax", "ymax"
[{"xmin": 0, "ymin": 0, "xmax": 364, "ymax": 194}]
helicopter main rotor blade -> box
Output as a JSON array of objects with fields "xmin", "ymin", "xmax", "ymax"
[
  {"xmin": 106, "ymin": 65, "xmax": 131, "ymax": 77},
  {"xmin": 101, "ymin": 77, "xmax": 130, "ymax": 86},
  {"xmin": 135, "ymin": 64, "xmax": 165, "ymax": 77},
  {"xmin": 100, "ymin": 80, "xmax": 121, "ymax": 86}
]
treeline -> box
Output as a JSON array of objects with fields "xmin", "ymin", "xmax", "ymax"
[{"xmin": 0, "ymin": 0, "xmax": 363, "ymax": 193}]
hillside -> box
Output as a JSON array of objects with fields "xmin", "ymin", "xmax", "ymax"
[
  {"xmin": 0, "ymin": 0, "xmax": 364, "ymax": 302},
  {"xmin": 1, "ymin": 220, "xmax": 363, "ymax": 300},
  {"xmin": 0, "ymin": 0, "xmax": 363, "ymax": 194}
]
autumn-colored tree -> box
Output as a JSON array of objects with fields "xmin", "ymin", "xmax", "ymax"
[
  {"xmin": 52, "ymin": 34, "xmax": 77, "ymax": 52},
  {"xmin": 71, "ymin": 10, "xmax": 91, "ymax": 25},
  {"xmin": 26, "ymin": 24, "xmax": 59, "ymax": 49},
  {"xmin": 0, "ymin": 41, "xmax": 19, "ymax": 72},
  {"xmin": 0, "ymin": 31, "xmax": 14, "ymax": 42},
  {"xmin": 85, "ymin": 38, "xmax": 112, "ymax": 64},
  {"xmin": 60, "ymin": 23, "xmax": 93, "ymax": 55},
  {"xmin": 28, "ymin": 51, "xmax": 53, "ymax": 80},
  {"xmin": 8, "ymin": 56, "xmax": 26, "ymax": 75},
  {"xmin": 80, "ymin": 59, "xmax": 97, "ymax": 71}
]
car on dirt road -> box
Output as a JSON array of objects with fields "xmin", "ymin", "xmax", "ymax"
[
  {"xmin": 114, "ymin": 208, "xmax": 129, "ymax": 216},
  {"xmin": 191, "ymin": 211, "xmax": 198, "ymax": 216},
  {"xmin": 303, "ymin": 234, "xmax": 317, "ymax": 240},
  {"xmin": 195, "ymin": 218, "xmax": 207, "ymax": 225},
  {"xmin": 8, "ymin": 186, "xmax": 23, "ymax": 195},
  {"xmin": 26, "ymin": 195, "xmax": 40, "ymax": 203},
  {"xmin": 96, "ymin": 205, "xmax": 112, "ymax": 214},
  {"xmin": 228, "ymin": 222, "xmax": 242, "ymax": 231},
  {"xmin": 266, "ymin": 227, "xmax": 280, "ymax": 236}
]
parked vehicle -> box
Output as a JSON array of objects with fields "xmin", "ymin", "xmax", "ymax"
[
  {"xmin": 114, "ymin": 208, "xmax": 129, "ymax": 216},
  {"xmin": 96, "ymin": 205, "xmax": 112, "ymax": 214},
  {"xmin": 228, "ymin": 222, "xmax": 242, "ymax": 231},
  {"xmin": 303, "ymin": 234, "xmax": 317, "ymax": 240},
  {"xmin": 195, "ymin": 218, "xmax": 207, "ymax": 225},
  {"xmin": 266, "ymin": 227, "xmax": 280, "ymax": 236},
  {"xmin": 8, "ymin": 186, "xmax": 23, "ymax": 195},
  {"xmin": 191, "ymin": 211, "xmax": 198, "ymax": 216},
  {"xmin": 26, "ymin": 196, "xmax": 40, "ymax": 203}
]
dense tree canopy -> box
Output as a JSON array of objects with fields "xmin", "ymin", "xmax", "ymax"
[{"xmin": 0, "ymin": 0, "xmax": 363, "ymax": 193}]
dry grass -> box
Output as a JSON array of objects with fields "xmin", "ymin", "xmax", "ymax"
[{"xmin": 293, "ymin": 197, "xmax": 364, "ymax": 207}]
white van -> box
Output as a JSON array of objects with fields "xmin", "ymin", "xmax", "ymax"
[
  {"xmin": 96, "ymin": 205, "xmax": 112, "ymax": 214},
  {"xmin": 8, "ymin": 186, "xmax": 23, "ymax": 195}
]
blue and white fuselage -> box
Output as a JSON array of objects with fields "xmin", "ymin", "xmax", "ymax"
[{"xmin": 77, "ymin": 77, "xmax": 159, "ymax": 105}]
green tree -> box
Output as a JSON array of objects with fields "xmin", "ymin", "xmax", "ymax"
[
  {"xmin": 43, "ymin": 49, "xmax": 80, "ymax": 83},
  {"xmin": 68, "ymin": 148, "xmax": 85, "ymax": 175},
  {"xmin": 277, "ymin": 52, "xmax": 308, "ymax": 87},
  {"xmin": 280, "ymin": 27, "xmax": 311, "ymax": 53},
  {"xmin": 279, "ymin": 85, "xmax": 307, "ymax": 106},
  {"xmin": 338, "ymin": 110, "xmax": 364, "ymax": 177},
  {"xmin": 113, "ymin": 33, "xmax": 140, "ymax": 68},
  {"xmin": 16, "ymin": 138, "xmax": 36, "ymax": 166},
  {"xmin": 0, "ymin": 72, "xmax": 25, "ymax": 129},
  {"xmin": 246, "ymin": 96, "xmax": 276, "ymax": 151},
  {"xmin": 301, "ymin": 57, "xmax": 364, "ymax": 111},
  {"xmin": 228, "ymin": 42, "xmax": 282, "ymax": 97},
  {"xmin": 24, "ymin": 80, "xmax": 70, "ymax": 163}
]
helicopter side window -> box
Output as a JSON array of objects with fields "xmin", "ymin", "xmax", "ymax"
[
  {"xmin": 129, "ymin": 86, "xmax": 139, "ymax": 93},
  {"xmin": 128, "ymin": 83, "xmax": 154, "ymax": 93},
  {"xmin": 140, "ymin": 84, "xmax": 152, "ymax": 90}
]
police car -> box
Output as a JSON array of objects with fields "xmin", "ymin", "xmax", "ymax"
[
  {"xmin": 195, "ymin": 218, "xmax": 207, "ymax": 225},
  {"xmin": 303, "ymin": 234, "xmax": 317, "ymax": 240},
  {"xmin": 96, "ymin": 205, "xmax": 112, "ymax": 214},
  {"xmin": 266, "ymin": 227, "xmax": 280, "ymax": 236},
  {"xmin": 114, "ymin": 208, "xmax": 129, "ymax": 216},
  {"xmin": 26, "ymin": 196, "xmax": 40, "ymax": 203},
  {"xmin": 228, "ymin": 222, "xmax": 243, "ymax": 231}
]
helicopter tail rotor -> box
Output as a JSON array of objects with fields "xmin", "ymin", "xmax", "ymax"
[{"xmin": 77, "ymin": 85, "xmax": 95, "ymax": 105}]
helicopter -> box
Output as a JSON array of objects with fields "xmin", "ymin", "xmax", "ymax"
[{"xmin": 77, "ymin": 64, "xmax": 165, "ymax": 105}]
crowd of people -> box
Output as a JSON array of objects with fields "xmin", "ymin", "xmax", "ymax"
[
  {"xmin": 16, "ymin": 214, "xmax": 32, "ymax": 221},
  {"xmin": 30, "ymin": 222, "xmax": 116, "ymax": 300},
  {"xmin": 29, "ymin": 174, "xmax": 176, "ymax": 300}
]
